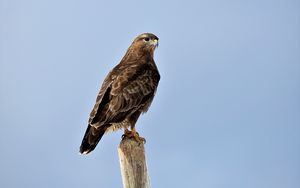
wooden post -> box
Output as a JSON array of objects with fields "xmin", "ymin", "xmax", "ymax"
[{"xmin": 118, "ymin": 137, "xmax": 151, "ymax": 188}]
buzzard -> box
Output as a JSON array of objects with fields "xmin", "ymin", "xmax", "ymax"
[{"xmin": 79, "ymin": 33, "xmax": 160, "ymax": 154}]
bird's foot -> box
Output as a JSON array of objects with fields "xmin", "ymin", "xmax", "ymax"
[
  {"xmin": 122, "ymin": 129, "xmax": 131, "ymax": 138},
  {"xmin": 133, "ymin": 132, "xmax": 146, "ymax": 144},
  {"xmin": 122, "ymin": 129, "xmax": 146, "ymax": 144}
]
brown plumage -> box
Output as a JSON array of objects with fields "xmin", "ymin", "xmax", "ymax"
[{"xmin": 80, "ymin": 33, "xmax": 160, "ymax": 154}]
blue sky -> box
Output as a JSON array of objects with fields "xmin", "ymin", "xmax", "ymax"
[{"xmin": 0, "ymin": 0, "xmax": 299, "ymax": 187}]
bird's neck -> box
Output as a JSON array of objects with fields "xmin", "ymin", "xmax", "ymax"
[{"xmin": 121, "ymin": 47, "xmax": 154, "ymax": 63}]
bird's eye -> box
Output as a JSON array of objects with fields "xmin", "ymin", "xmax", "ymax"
[{"xmin": 144, "ymin": 37, "xmax": 150, "ymax": 42}]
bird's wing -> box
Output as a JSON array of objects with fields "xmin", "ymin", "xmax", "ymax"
[
  {"xmin": 89, "ymin": 63, "xmax": 159, "ymax": 127},
  {"xmin": 88, "ymin": 72, "xmax": 113, "ymax": 125},
  {"xmin": 109, "ymin": 63, "xmax": 160, "ymax": 113}
]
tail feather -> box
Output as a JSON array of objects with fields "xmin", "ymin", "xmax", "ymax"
[{"xmin": 79, "ymin": 125, "xmax": 106, "ymax": 154}]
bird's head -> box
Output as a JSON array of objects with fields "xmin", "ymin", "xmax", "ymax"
[
  {"xmin": 121, "ymin": 33, "xmax": 159, "ymax": 62},
  {"xmin": 133, "ymin": 33, "xmax": 159, "ymax": 48},
  {"xmin": 129, "ymin": 33, "xmax": 159, "ymax": 56}
]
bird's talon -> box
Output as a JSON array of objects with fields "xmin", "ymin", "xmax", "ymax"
[
  {"xmin": 122, "ymin": 129, "xmax": 131, "ymax": 139},
  {"xmin": 133, "ymin": 134, "xmax": 146, "ymax": 145}
]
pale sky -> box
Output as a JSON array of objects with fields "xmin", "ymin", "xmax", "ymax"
[{"xmin": 1, "ymin": 0, "xmax": 300, "ymax": 187}]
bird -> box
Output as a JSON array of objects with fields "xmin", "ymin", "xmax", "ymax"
[{"xmin": 79, "ymin": 33, "xmax": 160, "ymax": 154}]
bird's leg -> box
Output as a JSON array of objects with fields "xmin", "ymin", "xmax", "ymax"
[{"xmin": 121, "ymin": 110, "xmax": 145, "ymax": 144}]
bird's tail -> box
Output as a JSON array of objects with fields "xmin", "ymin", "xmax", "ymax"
[{"xmin": 79, "ymin": 125, "xmax": 106, "ymax": 155}]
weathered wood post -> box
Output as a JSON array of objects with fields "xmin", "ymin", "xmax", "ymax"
[{"xmin": 118, "ymin": 137, "xmax": 151, "ymax": 188}]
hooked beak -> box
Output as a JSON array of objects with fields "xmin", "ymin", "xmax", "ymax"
[{"xmin": 151, "ymin": 39, "xmax": 159, "ymax": 48}]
